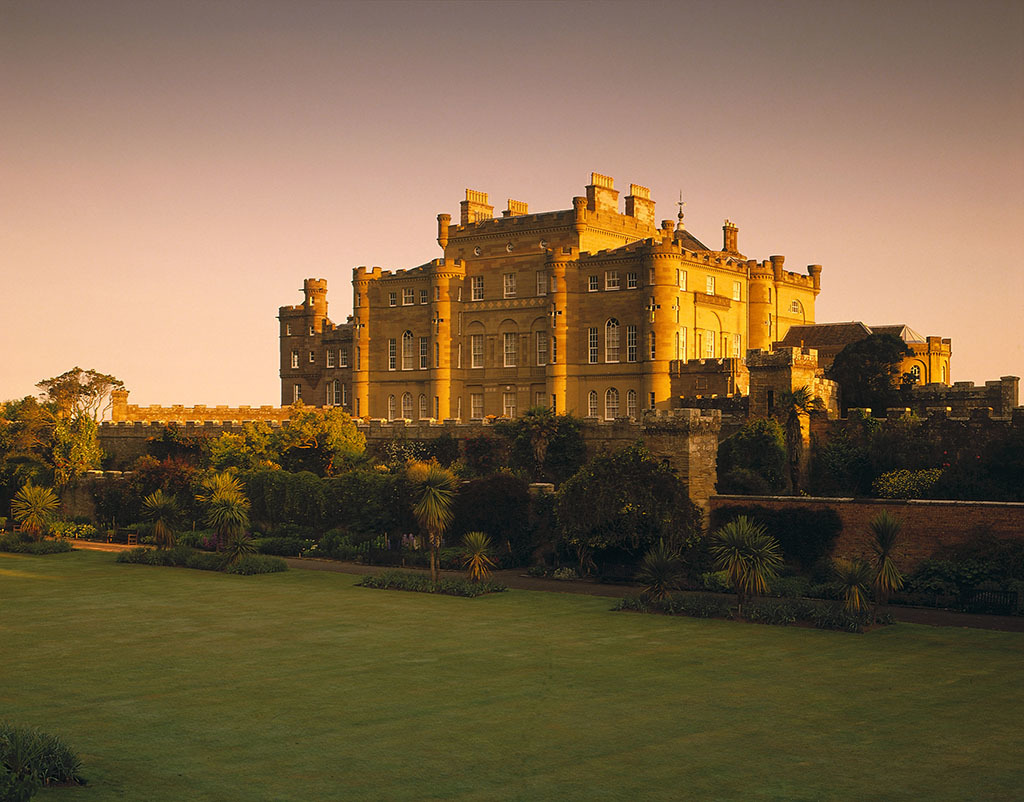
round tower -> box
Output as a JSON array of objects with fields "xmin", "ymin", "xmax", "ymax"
[
  {"xmin": 429, "ymin": 259, "xmax": 459, "ymax": 420},
  {"xmin": 642, "ymin": 231, "xmax": 682, "ymax": 410},
  {"xmin": 352, "ymin": 268, "xmax": 372, "ymax": 418},
  {"xmin": 747, "ymin": 260, "xmax": 775, "ymax": 351},
  {"xmin": 545, "ymin": 248, "xmax": 573, "ymax": 414}
]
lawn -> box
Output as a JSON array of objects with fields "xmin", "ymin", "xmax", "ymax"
[{"xmin": 2, "ymin": 550, "xmax": 1022, "ymax": 801}]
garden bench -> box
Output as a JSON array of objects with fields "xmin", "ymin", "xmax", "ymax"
[
  {"xmin": 127, "ymin": 532, "xmax": 138, "ymax": 547},
  {"xmin": 962, "ymin": 589, "xmax": 1018, "ymax": 616}
]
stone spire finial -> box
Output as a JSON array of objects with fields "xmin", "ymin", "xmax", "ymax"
[{"xmin": 677, "ymin": 191, "xmax": 686, "ymax": 229}]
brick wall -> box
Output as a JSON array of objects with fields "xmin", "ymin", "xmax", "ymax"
[{"xmin": 710, "ymin": 494, "xmax": 1024, "ymax": 569}]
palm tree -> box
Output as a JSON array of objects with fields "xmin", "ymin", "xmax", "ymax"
[
  {"xmin": 204, "ymin": 487, "xmax": 250, "ymax": 552},
  {"xmin": 869, "ymin": 511, "xmax": 905, "ymax": 618},
  {"xmin": 775, "ymin": 386, "xmax": 823, "ymax": 494},
  {"xmin": 10, "ymin": 482, "xmax": 61, "ymax": 539},
  {"xmin": 636, "ymin": 539, "xmax": 685, "ymax": 602},
  {"xmin": 709, "ymin": 515, "xmax": 783, "ymax": 616},
  {"xmin": 834, "ymin": 557, "xmax": 873, "ymax": 615},
  {"xmin": 461, "ymin": 531, "xmax": 496, "ymax": 582},
  {"xmin": 410, "ymin": 462, "xmax": 456, "ymax": 583},
  {"xmin": 142, "ymin": 490, "xmax": 179, "ymax": 550},
  {"xmin": 223, "ymin": 532, "xmax": 257, "ymax": 565},
  {"xmin": 196, "ymin": 471, "xmax": 246, "ymax": 505}
]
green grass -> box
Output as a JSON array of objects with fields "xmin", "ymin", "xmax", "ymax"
[{"xmin": 2, "ymin": 550, "xmax": 1023, "ymax": 801}]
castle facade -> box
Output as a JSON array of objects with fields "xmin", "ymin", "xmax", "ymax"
[{"xmin": 279, "ymin": 173, "xmax": 822, "ymax": 420}]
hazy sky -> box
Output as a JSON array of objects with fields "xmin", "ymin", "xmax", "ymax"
[{"xmin": 2, "ymin": 0, "xmax": 1022, "ymax": 408}]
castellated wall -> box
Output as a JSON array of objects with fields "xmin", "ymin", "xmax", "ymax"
[
  {"xmin": 98, "ymin": 409, "xmax": 722, "ymax": 512},
  {"xmin": 905, "ymin": 376, "xmax": 1019, "ymax": 418},
  {"xmin": 110, "ymin": 390, "xmax": 291, "ymax": 424}
]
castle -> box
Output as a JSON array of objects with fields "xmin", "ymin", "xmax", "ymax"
[{"xmin": 279, "ymin": 173, "xmax": 824, "ymax": 421}]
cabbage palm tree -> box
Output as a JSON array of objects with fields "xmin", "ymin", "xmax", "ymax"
[
  {"xmin": 204, "ymin": 487, "xmax": 250, "ymax": 552},
  {"xmin": 410, "ymin": 462, "xmax": 456, "ymax": 583},
  {"xmin": 636, "ymin": 539, "xmax": 685, "ymax": 601},
  {"xmin": 10, "ymin": 482, "xmax": 61, "ymax": 539},
  {"xmin": 775, "ymin": 386, "xmax": 823, "ymax": 494},
  {"xmin": 834, "ymin": 557, "xmax": 873, "ymax": 615},
  {"xmin": 709, "ymin": 515, "xmax": 783, "ymax": 616},
  {"xmin": 869, "ymin": 511, "xmax": 905, "ymax": 617},
  {"xmin": 142, "ymin": 490, "xmax": 179, "ymax": 550},
  {"xmin": 461, "ymin": 531, "xmax": 496, "ymax": 582}
]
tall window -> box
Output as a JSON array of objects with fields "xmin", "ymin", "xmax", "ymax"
[
  {"xmin": 681, "ymin": 327, "xmax": 688, "ymax": 362},
  {"xmin": 605, "ymin": 319, "xmax": 620, "ymax": 362},
  {"xmin": 402, "ymin": 331, "xmax": 414, "ymax": 370},
  {"xmin": 403, "ymin": 288, "xmax": 415, "ymax": 305},
  {"xmin": 627, "ymin": 389, "xmax": 638, "ymax": 419},
  {"xmin": 536, "ymin": 331, "xmax": 548, "ymax": 365},
  {"xmin": 626, "ymin": 272, "xmax": 638, "ymax": 289},
  {"xmin": 340, "ymin": 382, "xmax": 347, "ymax": 406},
  {"xmin": 790, "ymin": 299, "xmax": 801, "ymax": 313},
  {"xmin": 503, "ymin": 332, "xmax": 518, "ymax": 367},
  {"xmin": 419, "ymin": 289, "xmax": 428, "ymax": 304},
  {"xmin": 588, "ymin": 391, "xmax": 598, "ymax": 418},
  {"xmin": 706, "ymin": 275, "xmax": 715, "ymax": 295},
  {"xmin": 705, "ymin": 329, "xmax": 715, "ymax": 358},
  {"xmin": 552, "ymin": 335, "xmax": 557, "ymax": 364},
  {"xmin": 471, "ymin": 392, "xmax": 483, "ymax": 418},
  {"xmin": 420, "ymin": 337, "xmax": 429, "ymax": 369},
  {"xmin": 290, "ymin": 350, "xmax": 299, "ymax": 368},
  {"xmin": 503, "ymin": 391, "xmax": 517, "ymax": 418},
  {"xmin": 680, "ymin": 270, "xmax": 688, "ymax": 291},
  {"xmin": 605, "ymin": 271, "xmax": 619, "ymax": 290},
  {"xmin": 457, "ymin": 343, "xmax": 462, "ymax": 368},
  {"xmin": 356, "ymin": 347, "xmax": 361, "ymax": 370},
  {"xmin": 471, "ymin": 276, "xmax": 484, "ymax": 300},
  {"xmin": 433, "ymin": 286, "xmax": 440, "ymax": 302},
  {"xmin": 401, "ymin": 392, "xmax": 413, "ymax": 419},
  {"xmin": 588, "ymin": 328, "xmax": 598, "ymax": 364},
  {"xmin": 536, "ymin": 271, "xmax": 547, "ymax": 295},
  {"xmin": 339, "ymin": 348, "xmax": 348, "ymax": 367},
  {"xmin": 326, "ymin": 349, "xmax": 335, "ymax": 368},
  {"xmin": 285, "ymin": 323, "xmax": 292, "ymax": 335},
  {"xmin": 649, "ymin": 330, "xmax": 656, "ymax": 360},
  {"xmin": 388, "ymin": 339, "xmax": 397, "ymax": 371},
  {"xmin": 588, "ymin": 275, "xmax": 599, "ymax": 292},
  {"xmin": 504, "ymin": 273, "xmax": 516, "ymax": 298},
  {"xmin": 419, "ymin": 394, "xmax": 428, "ymax": 420},
  {"xmin": 309, "ymin": 350, "xmax": 315, "ymax": 364},
  {"xmin": 535, "ymin": 391, "xmax": 545, "ymax": 408},
  {"xmin": 387, "ymin": 395, "xmax": 396, "ymax": 420},
  {"xmin": 604, "ymin": 388, "xmax": 619, "ymax": 420},
  {"xmin": 733, "ymin": 281, "xmax": 742, "ymax": 301},
  {"xmin": 733, "ymin": 333, "xmax": 741, "ymax": 359},
  {"xmin": 626, "ymin": 325, "xmax": 637, "ymax": 362},
  {"xmin": 471, "ymin": 334, "xmax": 484, "ymax": 368},
  {"xmin": 675, "ymin": 331, "xmax": 681, "ymax": 360},
  {"xmin": 293, "ymin": 384, "xmax": 302, "ymax": 402}
]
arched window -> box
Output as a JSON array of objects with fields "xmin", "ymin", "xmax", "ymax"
[
  {"xmin": 941, "ymin": 363, "xmax": 947, "ymax": 383},
  {"xmin": 402, "ymin": 331, "xmax": 414, "ymax": 370},
  {"xmin": 387, "ymin": 395, "xmax": 396, "ymax": 420},
  {"xmin": 588, "ymin": 390, "xmax": 598, "ymax": 418},
  {"xmin": 605, "ymin": 318, "xmax": 620, "ymax": 362},
  {"xmin": 626, "ymin": 390, "xmax": 638, "ymax": 419},
  {"xmin": 910, "ymin": 365, "xmax": 921, "ymax": 382},
  {"xmin": 402, "ymin": 392, "xmax": 413, "ymax": 419},
  {"xmin": 419, "ymin": 393, "xmax": 428, "ymax": 420},
  {"xmin": 604, "ymin": 388, "xmax": 619, "ymax": 420}
]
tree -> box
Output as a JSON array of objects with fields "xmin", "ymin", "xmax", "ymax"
[
  {"xmin": 461, "ymin": 531, "xmax": 496, "ymax": 582},
  {"xmin": 774, "ymin": 386, "xmax": 824, "ymax": 494},
  {"xmin": 49, "ymin": 414, "xmax": 103, "ymax": 488},
  {"xmin": 556, "ymin": 443, "xmax": 702, "ymax": 573},
  {"xmin": 827, "ymin": 334, "xmax": 913, "ymax": 415},
  {"xmin": 273, "ymin": 403, "xmax": 366, "ymax": 476},
  {"xmin": 11, "ymin": 482, "xmax": 61, "ymax": 539},
  {"xmin": 717, "ymin": 418, "xmax": 788, "ymax": 494},
  {"xmin": 497, "ymin": 409, "xmax": 586, "ymax": 483},
  {"xmin": 834, "ymin": 557, "xmax": 873, "ymax": 615},
  {"xmin": 708, "ymin": 516, "xmax": 783, "ymax": 615},
  {"xmin": 869, "ymin": 511, "xmax": 905, "ymax": 616},
  {"xmin": 636, "ymin": 540, "xmax": 685, "ymax": 601},
  {"xmin": 200, "ymin": 474, "xmax": 250, "ymax": 551},
  {"xmin": 36, "ymin": 367, "xmax": 124, "ymax": 421},
  {"xmin": 409, "ymin": 462, "xmax": 457, "ymax": 582},
  {"xmin": 142, "ymin": 490, "xmax": 180, "ymax": 550}
]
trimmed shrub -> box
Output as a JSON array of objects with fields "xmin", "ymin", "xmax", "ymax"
[
  {"xmin": 223, "ymin": 555, "xmax": 288, "ymax": 575},
  {"xmin": 0, "ymin": 722, "xmax": 84, "ymax": 788},
  {"xmin": 357, "ymin": 570, "xmax": 507, "ymax": 597},
  {"xmin": 0, "ymin": 535, "xmax": 73, "ymax": 555},
  {"xmin": 872, "ymin": 468, "xmax": 944, "ymax": 499},
  {"xmin": 252, "ymin": 537, "xmax": 309, "ymax": 557},
  {"xmin": 811, "ymin": 603, "xmax": 871, "ymax": 633},
  {"xmin": 48, "ymin": 522, "xmax": 98, "ymax": 540}
]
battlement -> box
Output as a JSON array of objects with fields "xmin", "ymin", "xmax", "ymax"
[{"xmin": 745, "ymin": 346, "xmax": 820, "ymax": 369}]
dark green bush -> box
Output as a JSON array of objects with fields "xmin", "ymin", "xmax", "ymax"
[
  {"xmin": 0, "ymin": 762, "xmax": 38, "ymax": 802},
  {"xmin": 717, "ymin": 418, "xmax": 787, "ymax": 493},
  {"xmin": 223, "ymin": 555, "xmax": 288, "ymax": 575},
  {"xmin": 768, "ymin": 576, "xmax": 813, "ymax": 599},
  {"xmin": 710, "ymin": 505, "xmax": 842, "ymax": 573},
  {"xmin": 357, "ymin": 570, "xmax": 507, "ymax": 597},
  {"xmin": 0, "ymin": 722, "xmax": 84, "ymax": 788},
  {"xmin": 252, "ymin": 537, "xmax": 309, "ymax": 557},
  {"xmin": 116, "ymin": 546, "xmax": 226, "ymax": 572},
  {"xmin": 811, "ymin": 604, "xmax": 871, "ymax": 633},
  {"xmin": 0, "ymin": 536, "xmax": 73, "ymax": 555},
  {"xmin": 451, "ymin": 473, "xmax": 531, "ymax": 563}
]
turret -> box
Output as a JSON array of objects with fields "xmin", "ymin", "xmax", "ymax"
[
  {"xmin": 303, "ymin": 278, "xmax": 328, "ymax": 324},
  {"xmin": 747, "ymin": 260, "xmax": 775, "ymax": 351},
  {"xmin": 437, "ymin": 213, "xmax": 450, "ymax": 251}
]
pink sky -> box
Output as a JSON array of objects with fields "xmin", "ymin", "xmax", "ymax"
[{"xmin": 2, "ymin": 0, "xmax": 1022, "ymax": 409}]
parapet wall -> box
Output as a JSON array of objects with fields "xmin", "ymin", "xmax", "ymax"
[
  {"xmin": 710, "ymin": 494, "xmax": 1024, "ymax": 570},
  {"xmin": 905, "ymin": 376, "xmax": 1019, "ymax": 417},
  {"xmin": 97, "ymin": 409, "xmax": 723, "ymax": 511}
]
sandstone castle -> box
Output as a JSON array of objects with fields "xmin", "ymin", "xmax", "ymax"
[{"xmin": 278, "ymin": 173, "xmax": 830, "ymax": 421}]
